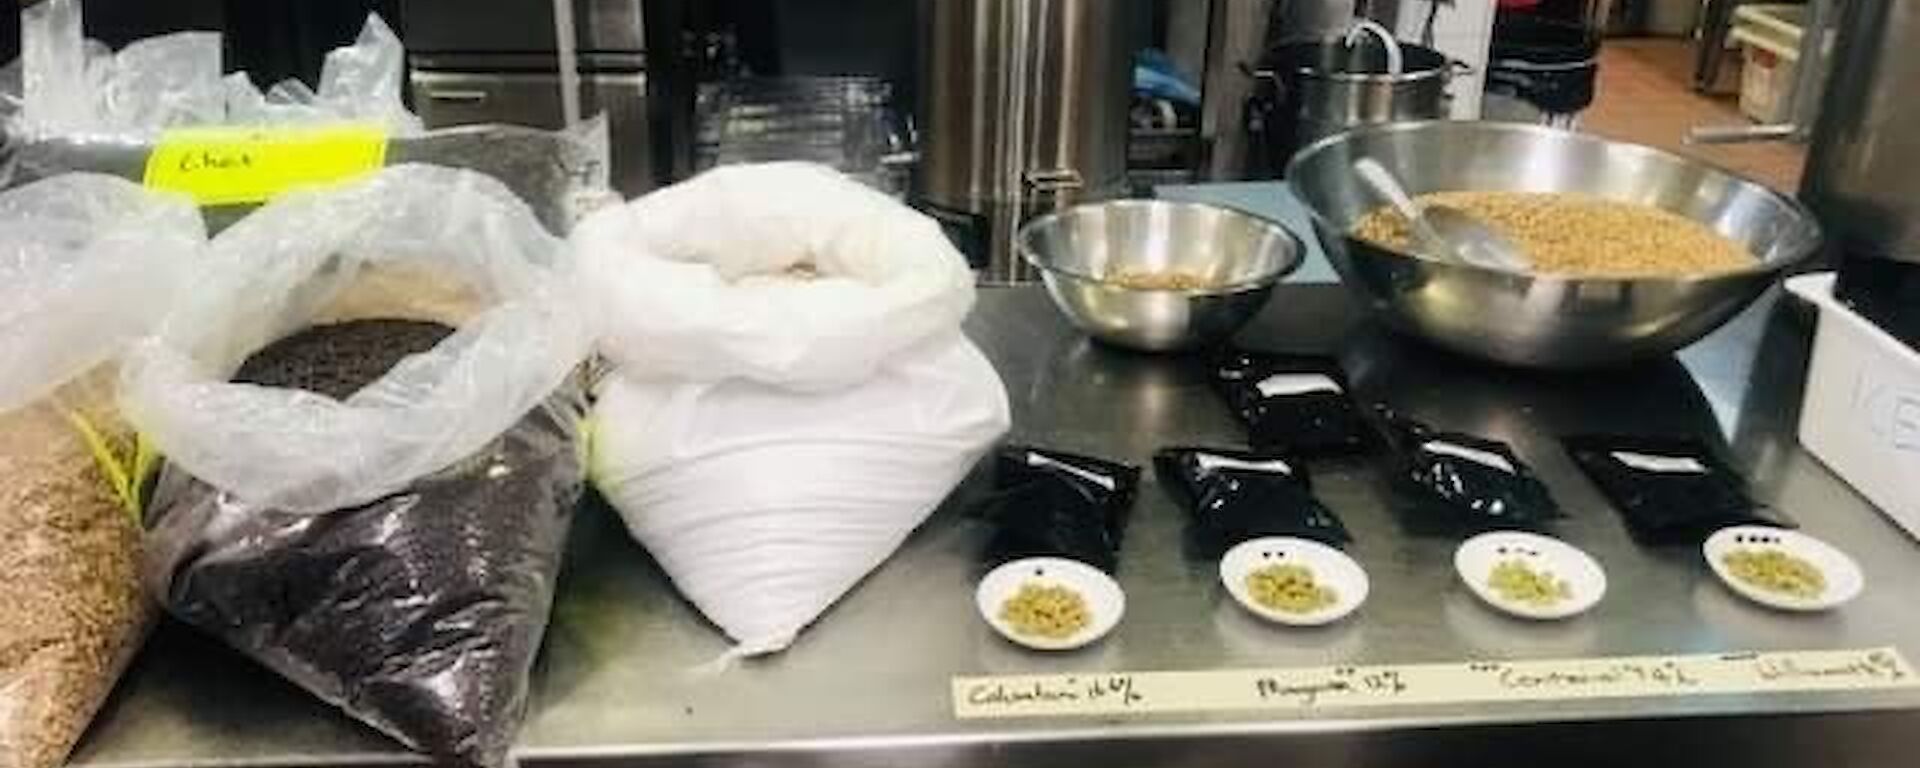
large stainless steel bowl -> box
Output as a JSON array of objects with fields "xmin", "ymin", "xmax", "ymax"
[
  {"xmin": 1017, "ymin": 200, "xmax": 1305, "ymax": 352},
  {"xmin": 1287, "ymin": 121, "xmax": 1824, "ymax": 368}
]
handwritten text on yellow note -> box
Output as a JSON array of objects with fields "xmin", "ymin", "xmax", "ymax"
[{"xmin": 144, "ymin": 124, "xmax": 388, "ymax": 206}]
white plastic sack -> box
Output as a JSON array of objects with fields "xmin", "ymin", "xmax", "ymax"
[
  {"xmin": 574, "ymin": 161, "xmax": 978, "ymax": 390},
  {"xmin": 120, "ymin": 163, "xmax": 591, "ymax": 513},
  {"xmin": 581, "ymin": 163, "xmax": 1009, "ymax": 656},
  {"xmin": 0, "ymin": 173, "xmax": 205, "ymax": 410}
]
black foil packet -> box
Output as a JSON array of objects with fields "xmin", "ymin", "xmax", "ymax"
[
  {"xmin": 981, "ymin": 447, "xmax": 1140, "ymax": 573},
  {"xmin": 1381, "ymin": 409, "xmax": 1562, "ymax": 527},
  {"xmin": 1156, "ymin": 447, "xmax": 1352, "ymax": 553},
  {"xmin": 1564, "ymin": 435, "xmax": 1787, "ymax": 544},
  {"xmin": 1213, "ymin": 351, "xmax": 1377, "ymax": 456}
]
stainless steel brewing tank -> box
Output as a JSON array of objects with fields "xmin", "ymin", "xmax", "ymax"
[
  {"xmin": 1802, "ymin": 0, "xmax": 1920, "ymax": 258},
  {"xmin": 918, "ymin": 0, "xmax": 1134, "ymax": 281},
  {"xmin": 1802, "ymin": 0, "xmax": 1920, "ymax": 349}
]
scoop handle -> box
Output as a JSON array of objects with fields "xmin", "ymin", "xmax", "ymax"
[
  {"xmin": 1352, "ymin": 158, "xmax": 1422, "ymax": 222},
  {"xmin": 1352, "ymin": 158, "xmax": 1454, "ymax": 260}
]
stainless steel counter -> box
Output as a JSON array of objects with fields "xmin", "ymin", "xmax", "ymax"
[{"xmin": 73, "ymin": 283, "xmax": 1920, "ymax": 768}]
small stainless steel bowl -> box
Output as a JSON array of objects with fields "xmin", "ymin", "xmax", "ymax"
[
  {"xmin": 1287, "ymin": 121, "xmax": 1824, "ymax": 368},
  {"xmin": 1016, "ymin": 200, "xmax": 1306, "ymax": 352}
]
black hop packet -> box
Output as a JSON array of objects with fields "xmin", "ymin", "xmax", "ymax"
[
  {"xmin": 1380, "ymin": 408, "xmax": 1562, "ymax": 529},
  {"xmin": 1212, "ymin": 350, "xmax": 1378, "ymax": 456},
  {"xmin": 143, "ymin": 320, "xmax": 585, "ymax": 768},
  {"xmin": 1564, "ymin": 434, "xmax": 1787, "ymax": 545},
  {"xmin": 980, "ymin": 447, "xmax": 1140, "ymax": 574},
  {"xmin": 1156, "ymin": 447, "xmax": 1352, "ymax": 554}
]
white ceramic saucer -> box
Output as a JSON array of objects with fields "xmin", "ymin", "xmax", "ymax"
[
  {"xmin": 1219, "ymin": 536, "xmax": 1369, "ymax": 627},
  {"xmin": 1454, "ymin": 531, "xmax": 1606, "ymax": 621},
  {"xmin": 976, "ymin": 557, "xmax": 1125, "ymax": 651}
]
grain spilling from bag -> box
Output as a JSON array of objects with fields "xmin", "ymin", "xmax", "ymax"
[
  {"xmin": 1351, "ymin": 191, "xmax": 1756, "ymax": 276},
  {"xmin": 0, "ymin": 403, "xmax": 150, "ymax": 768}
]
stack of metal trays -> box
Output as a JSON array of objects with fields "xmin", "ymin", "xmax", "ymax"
[{"xmin": 694, "ymin": 76, "xmax": 911, "ymax": 197}]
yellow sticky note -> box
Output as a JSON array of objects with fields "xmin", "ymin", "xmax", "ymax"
[{"xmin": 144, "ymin": 124, "xmax": 389, "ymax": 206}]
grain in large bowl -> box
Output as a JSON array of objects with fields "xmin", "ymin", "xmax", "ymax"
[
  {"xmin": 1016, "ymin": 200, "xmax": 1305, "ymax": 352},
  {"xmin": 1287, "ymin": 121, "xmax": 1823, "ymax": 368}
]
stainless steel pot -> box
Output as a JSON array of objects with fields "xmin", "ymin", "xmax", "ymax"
[{"xmin": 1254, "ymin": 39, "xmax": 1463, "ymax": 171}]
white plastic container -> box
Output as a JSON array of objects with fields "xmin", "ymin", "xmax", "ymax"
[
  {"xmin": 1733, "ymin": 4, "xmax": 1806, "ymax": 123},
  {"xmin": 1785, "ymin": 273, "xmax": 1920, "ymax": 541}
]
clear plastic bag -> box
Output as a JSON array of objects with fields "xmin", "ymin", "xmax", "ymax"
[
  {"xmin": 121, "ymin": 163, "xmax": 592, "ymax": 514},
  {"xmin": 0, "ymin": 174, "xmax": 205, "ymax": 410},
  {"xmin": 11, "ymin": 0, "xmax": 415, "ymax": 137},
  {"xmin": 2, "ymin": 2, "xmax": 608, "ymax": 235},
  {"xmin": 218, "ymin": 14, "xmax": 420, "ymax": 133},
  {"xmin": 144, "ymin": 322, "xmax": 584, "ymax": 768},
  {"xmin": 128, "ymin": 165, "xmax": 590, "ymax": 767},
  {"xmin": 0, "ymin": 174, "xmax": 204, "ymax": 768}
]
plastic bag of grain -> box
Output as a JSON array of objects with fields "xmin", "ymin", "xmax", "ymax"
[
  {"xmin": 2, "ymin": 0, "xmax": 610, "ymax": 235},
  {"xmin": 577, "ymin": 162, "xmax": 1010, "ymax": 657},
  {"xmin": 125, "ymin": 164, "xmax": 592, "ymax": 768},
  {"xmin": 0, "ymin": 174, "xmax": 205, "ymax": 768}
]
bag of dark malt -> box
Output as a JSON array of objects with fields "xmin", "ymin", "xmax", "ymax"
[
  {"xmin": 123, "ymin": 166, "xmax": 591, "ymax": 768},
  {"xmin": 144, "ymin": 320, "xmax": 584, "ymax": 768}
]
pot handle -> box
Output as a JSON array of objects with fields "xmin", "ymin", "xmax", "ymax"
[
  {"xmin": 1023, "ymin": 168, "xmax": 1085, "ymax": 195},
  {"xmin": 1238, "ymin": 61, "xmax": 1288, "ymax": 115},
  {"xmin": 1449, "ymin": 60, "xmax": 1477, "ymax": 78}
]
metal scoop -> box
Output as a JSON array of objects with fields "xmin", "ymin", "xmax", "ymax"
[{"xmin": 1352, "ymin": 158, "xmax": 1530, "ymax": 271}]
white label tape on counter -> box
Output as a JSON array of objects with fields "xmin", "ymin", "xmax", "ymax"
[
  {"xmin": 952, "ymin": 647, "xmax": 1916, "ymax": 719},
  {"xmin": 1256, "ymin": 373, "xmax": 1343, "ymax": 398},
  {"xmin": 1611, "ymin": 451, "xmax": 1710, "ymax": 474},
  {"xmin": 1422, "ymin": 440, "xmax": 1518, "ymax": 474},
  {"xmin": 1195, "ymin": 454, "xmax": 1294, "ymax": 476}
]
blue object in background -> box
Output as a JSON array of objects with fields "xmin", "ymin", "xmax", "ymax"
[{"xmin": 1134, "ymin": 48, "xmax": 1202, "ymax": 106}]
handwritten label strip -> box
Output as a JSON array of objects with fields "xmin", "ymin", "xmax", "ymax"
[
  {"xmin": 953, "ymin": 647, "xmax": 1916, "ymax": 719},
  {"xmin": 144, "ymin": 124, "xmax": 389, "ymax": 206}
]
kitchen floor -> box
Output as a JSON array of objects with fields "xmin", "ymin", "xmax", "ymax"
[{"xmin": 1582, "ymin": 37, "xmax": 1806, "ymax": 191}]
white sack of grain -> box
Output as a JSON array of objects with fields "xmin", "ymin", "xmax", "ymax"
[{"xmin": 578, "ymin": 162, "xmax": 1009, "ymax": 657}]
